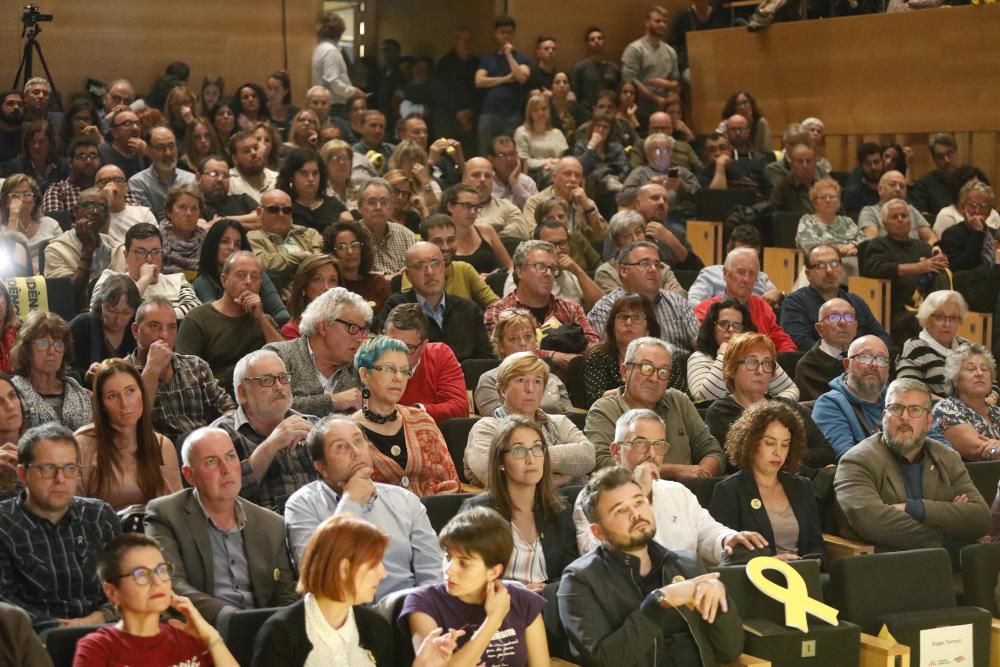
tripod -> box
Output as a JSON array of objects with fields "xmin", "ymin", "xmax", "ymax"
[{"xmin": 12, "ymin": 23, "xmax": 56, "ymax": 92}]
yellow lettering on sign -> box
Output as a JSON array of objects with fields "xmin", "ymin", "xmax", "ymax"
[{"xmin": 745, "ymin": 556, "xmax": 840, "ymax": 632}]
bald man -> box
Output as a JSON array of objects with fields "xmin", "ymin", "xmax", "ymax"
[
  {"xmin": 96, "ymin": 164, "xmax": 158, "ymax": 244},
  {"xmin": 522, "ymin": 156, "xmax": 608, "ymax": 242},
  {"xmin": 377, "ymin": 242, "xmax": 493, "ymax": 362},
  {"xmin": 795, "ymin": 297, "xmax": 859, "ymax": 401},
  {"xmin": 463, "ymin": 156, "xmax": 531, "ymax": 239},
  {"xmin": 858, "ymin": 170, "xmax": 937, "ymax": 244}
]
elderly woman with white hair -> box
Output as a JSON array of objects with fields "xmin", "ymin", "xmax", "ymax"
[
  {"xmin": 263, "ymin": 286, "xmax": 370, "ymax": 418},
  {"xmin": 594, "ymin": 209, "xmax": 684, "ymax": 294},
  {"xmin": 800, "ymin": 117, "xmax": 832, "ymax": 175},
  {"xmin": 466, "ymin": 352, "xmax": 595, "ymax": 488},
  {"xmin": 932, "ymin": 344, "xmax": 1000, "ymax": 461},
  {"xmin": 896, "ymin": 290, "xmax": 970, "ymax": 398}
]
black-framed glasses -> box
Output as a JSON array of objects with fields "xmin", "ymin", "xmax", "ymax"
[
  {"xmin": 113, "ymin": 120, "xmax": 140, "ymax": 129},
  {"xmin": 526, "ymin": 262, "xmax": 560, "ymax": 276},
  {"xmin": 885, "ymin": 404, "xmax": 929, "ymax": 419},
  {"xmin": 503, "ymin": 443, "xmax": 546, "ymax": 459},
  {"xmin": 119, "ymin": 562, "xmax": 174, "ymax": 586},
  {"xmin": 262, "ymin": 205, "xmax": 293, "ymax": 216},
  {"xmin": 24, "ymin": 462, "xmax": 81, "ymax": 479},
  {"xmin": 622, "ymin": 438, "xmax": 669, "ymax": 454},
  {"xmin": 243, "ymin": 372, "xmax": 292, "ymax": 387},
  {"xmin": 738, "ymin": 357, "xmax": 776, "ymax": 373},
  {"xmin": 79, "ymin": 201, "xmax": 109, "ymax": 211},
  {"xmin": 809, "ymin": 260, "xmax": 842, "ymax": 271},
  {"xmin": 129, "ymin": 248, "xmax": 163, "ymax": 260},
  {"xmin": 72, "ymin": 152, "xmax": 100, "ymax": 162},
  {"xmin": 621, "ymin": 259, "xmax": 664, "ymax": 271},
  {"xmin": 95, "ymin": 177, "xmax": 127, "ymax": 187},
  {"xmin": 334, "ymin": 318, "xmax": 370, "ymax": 336},
  {"xmin": 334, "ymin": 241, "xmax": 364, "ymax": 253},
  {"xmin": 716, "ymin": 320, "xmax": 745, "ymax": 333},
  {"xmin": 627, "ymin": 362, "xmax": 671, "ymax": 381},
  {"xmin": 849, "ymin": 352, "xmax": 890, "ymax": 368},
  {"xmin": 452, "ymin": 201, "xmax": 483, "ymax": 212},
  {"xmin": 614, "ymin": 313, "xmax": 646, "ymax": 324},
  {"xmin": 370, "ymin": 364, "xmax": 412, "ymax": 378},
  {"xmin": 823, "ymin": 313, "xmax": 855, "ymax": 325}
]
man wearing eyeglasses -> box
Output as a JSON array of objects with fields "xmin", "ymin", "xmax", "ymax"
[
  {"xmin": 795, "ymin": 298, "xmax": 860, "ymax": 401},
  {"xmin": 44, "ymin": 137, "xmax": 142, "ymax": 215},
  {"xmin": 588, "ymin": 241, "xmax": 699, "ymax": 354},
  {"xmin": 858, "ymin": 170, "xmax": 937, "ymax": 245},
  {"xmin": 99, "ymin": 107, "xmax": 150, "ymax": 179},
  {"xmin": 357, "ymin": 178, "xmax": 418, "ymax": 275},
  {"xmin": 587, "ymin": 337, "xmax": 724, "ymax": 481},
  {"xmin": 523, "ymin": 157, "xmax": 608, "ymax": 242},
  {"xmin": 780, "ymin": 244, "xmax": 891, "ymax": 351},
  {"xmin": 93, "ymin": 164, "xmax": 158, "ymax": 244},
  {"xmin": 145, "ymin": 426, "xmax": 298, "ymax": 625},
  {"xmin": 248, "ymin": 189, "xmax": 324, "ymax": 300},
  {"xmin": 573, "ymin": 409, "xmax": 765, "ymax": 562},
  {"xmin": 197, "ymin": 156, "xmax": 260, "ymax": 230},
  {"xmin": 91, "ymin": 223, "xmax": 201, "ymax": 321},
  {"xmin": 264, "ymin": 287, "xmax": 368, "ymax": 419},
  {"xmin": 0, "ymin": 423, "xmax": 122, "ymax": 630},
  {"xmin": 488, "ymin": 135, "xmax": 538, "ymax": 209},
  {"xmin": 833, "ymin": 378, "xmax": 989, "ymax": 551},
  {"xmin": 98, "ymin": 79, "xmax": 135, "ymax": 128},
  {"xmin": 623, "ymin": 133, "xmax": 699, "ymax": 218},
  {"xmin": 128, "ymin": 127, "xmax": 196, "ymax": 220},
  {"xmin": 210, "ymin": 350, "xmax": 318, "ymax": 514},
  {"xmin": 910, "ymin": 133, "xmax": 959, "ymax": 220}
]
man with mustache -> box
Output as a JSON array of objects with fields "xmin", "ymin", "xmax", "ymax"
[
  {"xmin": 558, "ymin": 465, "xmax": 743, "ymax": 666},
  {"xmin": 573, "ymin": 409, "xmax": 765, "ymax": 564},
  {"xmin": 283, "ymin": 416, "xmax": 443, "ymax": 601},
  {"xmin": 0, "ymin": 91, "xmax": 24, "ymax": 163},
  {"xmin": 834, "ymin": 378, "xmax": 990, "ymax": 551},
  {"xmin": 127, "ymin": 126, "xmax": 195, "ymax": 219}
]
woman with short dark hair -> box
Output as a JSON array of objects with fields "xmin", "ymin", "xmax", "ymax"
[
  {"xmin": 69, "ymin": 273, "xmax": 140, "ymax": 376},
  {"xmin": 584, "ymin": 293, "xmax": 659, "ymax": 405},
  {"xmin": 277, "ymin": 147, "xmax": 346, "ymax": 233},
  {"xmin": 323, "ymin": 220, "xmax": 390, "ymax": 311}
]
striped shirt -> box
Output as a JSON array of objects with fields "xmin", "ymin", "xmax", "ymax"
[
  {"xmin": 0, "ymin": 495, "xmax": 120, "ymax": 627},
  {"xmin": 896, "ymin": 332, "xmax": 970, "ymax": 396},
  {"xmin": 507, "ymin": 522, "xmax": 548, "ymax": 586},
  {"xmin": 686, "ymin": 350, "xmax": 799, "ymax": 402},
  {"xmin": 587, "ymin": 288, "xmax": 699, "ymax": 355}
]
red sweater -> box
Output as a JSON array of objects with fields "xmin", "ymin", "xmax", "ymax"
[
  {"xmin": 694, "ymin": 293, "xmax": 797, "ymax": 353},
  {"xmin": 399, "ymin": 342, "xmax": 469, "ymax": 422}
]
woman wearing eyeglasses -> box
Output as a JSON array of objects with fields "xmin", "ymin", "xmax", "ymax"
[
  {"xmin": 75, "ymin": 360, "xmax": 181, "ymax": 511},
  {"xmin": 385, "ymin": 168, "xmax": 427, "ymax": 234},
  {"xmin": 708, "ymin": 401, "xmax": 825, "ymax": 563},
  {"xmin": 324, "ymin": 220, "xmax": 390, "ymax": 312},
  {"xmin": 467, "ymin": 352, "xmax": 595, "ymax": 488},
  {"xmin": 440, "ymin": 183, "xmax": 512, "ymax": 275},
  {"xmin": 705, "ymin": 333, "xmax": 833, "ymax": 474},
  {"xmin": 11, "ymin": 310, "xmax": 93, "ymax": 431},
  {"xmin": 688, "ymin": 299, "xmax": 797, "ymax": 403},
  {"xmin": 795, "ymin": 177, "xmax": 867, "ymax": 277},
  {"xmin": 73, "ymin": 533, "xmax": 240, "ymax": 667},
  {"xmin": 160, "ymin": 184, "xmax": 207, "ymax": 276},
  {"xmin": 0, "ymin": 174, "xmax": 61, "ymax": 275},
  {"xmin": 938, "ymin": 181, "xmax": 997, "ymax": 273},
  {"xmin": 193, "ymin": 219, "xmax": 290, "ymax": 324},
  {"xmin": 320, "ymin": 139, "xmax": 358, "ymax": 211},
  {"xmin": 277, "ymin": 147, "xmax": 346, "ymax": 234},
  {"xmin": 584, "ymin": 294, "xmax": 660, "ymax": 406},
  {"xmin": 350, "ymin": 335, "xmax": 459, "ymax": 496},
  {"xmin": 932, "ymin": 344, "xmax": 1000, "ymax": 462},
  {"xmin": 896, "ymin": 290, "xmax": 971, "ymax": 399},
  {"xmin": 69, "ymin": 274, "xmax": 140, "ymax": 378}
]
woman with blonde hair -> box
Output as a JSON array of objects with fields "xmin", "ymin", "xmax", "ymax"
[
  {"xmin": 179, "ymin": 117, "xmax": 220, "ymax": 173},
  {"xmin": 388, "ymin": 139, "xmax": 441, "ymax": 210},
  {"xmin": 514, "ymin": 94, "xmax": 568, "ymax": 181},
  {"xmin": 75, "ymin": 359, "xmax": 181, "ymax": 511},
  {"xmin": 162, "ymin": 85, "xmax": 199, "ymax": 142},
  {"xmin": 320, "ymin": 138, "xmax": 357, "ymax": 209}
]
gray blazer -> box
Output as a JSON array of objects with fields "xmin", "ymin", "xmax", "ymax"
[
  {"xmin": 263, "ymin": 336, "xmax": 358, "ymax": 418},
  {"xmin": 144, "ymin": 488, "xmax": 299, "ymax": 624},
  {"xmin": 834, "ymin": 432, "xmax": 991, "ymax": 550}
]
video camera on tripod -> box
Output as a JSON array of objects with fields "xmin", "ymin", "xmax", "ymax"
[
  {"xmin": 21, "ymin": 4, "xmax": 53, "ymax": 36},
  {"xmin": 13, "ymin": 4, "xmax": 56, "ymax": 91}
]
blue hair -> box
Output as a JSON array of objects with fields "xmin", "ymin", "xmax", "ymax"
[{"xmin": 354, "ymin": 335, "xmax": 408, "ymax": 371}]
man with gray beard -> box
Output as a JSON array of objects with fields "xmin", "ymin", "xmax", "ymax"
[
  {"xmin": 833, "ymin": 378, "xmax": 989, "ymax": 552},
  {"xmin": 127, "ymin": 126, "xmax": 195, "ymax": 219}
]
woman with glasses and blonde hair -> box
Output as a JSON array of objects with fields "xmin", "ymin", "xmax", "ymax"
[
  {"xmin": 709, "ymin": 401, "xmax": 824, "ymax": 562},
  {"xmin": 688, "ymin": 298, "xmax": 797, "ymax": 402},
  {"xmin": 896, "ymin": 289, "xmax": 971, "ymax": 399},
  {"xmin": 73, "ymin": 533, "xmax": 240, "ymax": 666},
  {"xmin": 466, "ymin": 352, "xmax": 595, "ymax": 488},
  {"xmin": 320, "ymin": 139, "xmax": 358, "ymax": 209},
  {"xmin": 461, "ymin": 415, "xmax": 577, "ymax": 593},
  {"xmin": 0, "ymin": 174, "xmax": 61, "ymax": 273},
  {"xmin": 476, "ymin": 309, "xmax": 572, "ymax": 416},
  {"xmin": 705, "ymin": 332, "xmax": 832, "ymax": 474},
  {"xmin": 75, "ymin": 359, "xmax": 181, "ymax": 511},
  {"xmin": 384, "ymin": 168, "xmax": 427, "ymax": 233},
  {"xmin": 12, "ymin": 310, "xmax": 92, "ymax": 430},
  {"xmin": 350, "ymin": 335, "xmax": 459, "ymax": 496},
  {"xmin": 388, "ymin": 139, "xmax": 441, "ymax": 210}
]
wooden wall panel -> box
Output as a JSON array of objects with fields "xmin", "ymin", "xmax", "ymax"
[{"xmin": 0, "ymin": 0, "xmax": 322, "ymax": 106}]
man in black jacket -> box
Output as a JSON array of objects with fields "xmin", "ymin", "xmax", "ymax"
[
  {"xmin": 558, "ymin": 466, "xmax": 743, "ymax": 666},
  {"xmin": 377, "ymin": 241, "xmax": 494, "ymax": 361}
]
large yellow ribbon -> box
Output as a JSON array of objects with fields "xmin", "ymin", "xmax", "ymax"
[{"xmin": 745, "ymin": 556, "xmax": 840, "ymax": 632}]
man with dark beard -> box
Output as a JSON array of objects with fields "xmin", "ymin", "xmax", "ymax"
[
  {"xmin": 196, "ymin": 156, "xmax": 259, "ymax": 229},
  {"xmin": 834, "ymin": 378, "xmax": 989, "ymax": 552},
  {"xmin": 0, "ymin": 92, "xmax": 24, "ymax": 163},
  {"xmin": 558, "ymin": 466, "xmax": 743, "ymax": 666}
]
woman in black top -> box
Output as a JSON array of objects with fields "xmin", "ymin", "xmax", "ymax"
[
  {"xmin": 69, "ymin": 274, "xmax": 139, "ymax": 376},
  {"xmin": 278, "ymin": 147, "xmax": 346, "ymax": 233},
  {"xmin": 939, "ymin": 180, "xmax": 996, "ymax": 273},
  {"xmin": 584, "ymin": 293, "xmax": 659, "ymax": 405},
  {"xmin": 440, "ymin": 184, "xmax": 512, "ymax": 274}
]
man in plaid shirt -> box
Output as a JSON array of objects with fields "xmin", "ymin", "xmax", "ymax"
[
  {"xmin": 484, "ymin": 240, "xmax": 600, "ymax": 373},
  {"xmin": 41, "ymin": 137, "xmax": 142, "ymax": 214},
  {"xmin": 126, "ymin": 297, "xmax": 235, "ymax": 444},
  {"xmin": 0, "ymin": 424, "xmax": 120, "ymax": 630},
  {"xmin": 358, "ymin": 178, "xmax": 417, "ymax": 275}
]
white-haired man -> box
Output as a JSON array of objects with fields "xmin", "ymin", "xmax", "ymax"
[{"xmin": 263, "ymin": 286, "xmax": 369, "ymax": 417}]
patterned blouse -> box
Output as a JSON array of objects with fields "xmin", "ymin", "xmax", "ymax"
[
  {"xmin": 159, "ymin": 221, "xmax": 206, "ymax": 274},
  {"xmin": 931, "ymin": 395, "xmax": 1000, "ymax": 458},
  {"xmin": 795, "ymin": 214, "xmax": 868, "ymax": 252}
]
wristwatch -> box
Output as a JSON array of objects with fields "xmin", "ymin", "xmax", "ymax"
[{"xmin": 651, "ymin": 589, "xmax": 672, "ymax": 608}]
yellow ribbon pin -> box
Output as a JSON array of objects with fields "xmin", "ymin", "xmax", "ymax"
[
  {"xmin": 745, "ymin": 556, "xmax": 839, "ymax": 632},
  {"xmin": 273, "ymin": 568, "xmax": 280, "ymax": 581}
]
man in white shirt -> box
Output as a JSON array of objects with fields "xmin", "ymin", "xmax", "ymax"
[
  {"xmin": 96, "ymin": 164, "xmax": 156, "ymax": 243},
  {"xmin": 573, "ymin": 408, "xmax": 766, "ymax": 564}
]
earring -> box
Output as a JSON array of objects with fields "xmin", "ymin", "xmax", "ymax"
[{"xmin": 361, "ymin": 386, "xmax": 370, "ymax": 400}]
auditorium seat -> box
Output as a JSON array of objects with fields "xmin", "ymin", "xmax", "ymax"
[
  {"xmin": 485, "ymin": 269, "xmax": 508, "ymax": 296},
  {"xmin": 693, "ymin": 189, "xmax": 756, "ymax": 222},
  {"xmin": 687, "ymin": 220, "xmax": 723, "ymax": 266},
  {"xmin": 964, "ymin": 460, "xmax": 1000, "ymax": 508},
  {"xmin": 218, "ymin": 606, "xmax": 282, "ymax": 667},
  {"xmin": 770, "ymin": 211, "xmax": 801, "ymax": 249},
  {"xmin": 421, "ymin": 492, "xmax": 475, "ymax": 534},
  {"xmin": 959, "ymin": 542, "xmax": 1000, "ymax": 616},
  {"xmin": 42, "ymin": 624, "xmax": 103, "ymax": 667},
  {"xmin": 438, "ymin": 417, "xmax": 479, "ymax": 483}
]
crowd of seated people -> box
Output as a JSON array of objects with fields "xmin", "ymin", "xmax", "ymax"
[{"xmin": 1, "ymin": 3, "xmax": 1000, "ymax": 665}]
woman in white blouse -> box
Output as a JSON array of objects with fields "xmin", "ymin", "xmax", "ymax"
[
  {"xmin": 513, "ymin": 95, "xmax": 568, "ymax": 183},
  {"xmin": 0, "ymin": 174, "xmax": 61, "ymax": 275},
  {"xmin": 688, "ymin": 298, "xmax": 797, "ymax": 402}
]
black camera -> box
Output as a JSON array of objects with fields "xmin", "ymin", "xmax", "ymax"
[{"xmin": 22, "ymin": 4, "xmax": 54, "ymax": 27}]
